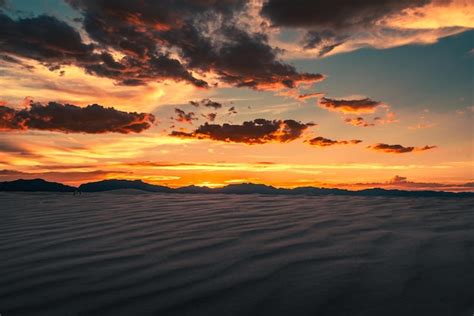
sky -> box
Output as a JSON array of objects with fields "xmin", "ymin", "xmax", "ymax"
[{"xmin": 0, "ymin": 0, "xmax": 473, "ymax": 191}]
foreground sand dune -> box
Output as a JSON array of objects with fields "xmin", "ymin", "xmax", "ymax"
[{"xmin": 0, "ymin": 191, "xmax": 473, "ymax": 315}]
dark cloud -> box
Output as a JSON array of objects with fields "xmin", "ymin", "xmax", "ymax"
[
  {"xmin": 228, "ymin": 106, "xmax": 238, "ymax": 114},
  {"xmin": 174, "ymin": 108, "xmax": 197, "ymax": 124},
  {"xmin": 84, "ymin": 53, "xmax": 208, "ymax": 87},
  {"xmin": 63, "ymin": 1, "xmax": 324, "ymax": 90},
  {"xmin": 368, "ymin": 143, "xmax": 437, "ymax": 153},
  {"xmin": 0, "ymin": 140, "xmax": 38, "ymax": 157},
  {"xmin": 0, "ymin": 13, "xmax": 207, "ymax": 87},
  {"xmin": 0, "ymin": 13, "xmax": 93, "ymax": 63},
  {"xmin": 202, "ymin": 113, "xmax": 217, "ymax": 122},
  {"xmin": 298, "ymin": 92, "xmax": 323, "ymax": 100},
  {"xmin": 0, "ymin": 141, "xmax": 23, "ymax": 153},
  {"xmin": 389, "ymin": 175, "xmax": 408, "ymax": 184},
  {"xmin": 261, "ymin": 0, "xmax": 428, "ymax": 30},
  {"xmin": 0, "ymin": 54, "xmax": 34, "ymax": 70},
  {"xmin": 1, "ymin": 3, "xmax": 326, "ymax": 90},
  {"xmin": 319, "ymin": 97, "xmax": 382, "ymax": 114},
  {"xmin": 190, "ymin": 99, "xmax": 223, "ymax": 109},
  {"xmin": 206, "ymin": 27, "xmax": 324, "ymax": 89},
  {"xmin": 170, "ymin": 119, "xmax": 314, "ymax": 144},
  {"xmin": 303, "ymin": 30, "xmax": 347, "ymax": 56},
  {"xmin": 306, "ymin": 136, "xmax": 362, "ymax": 147},
  {"xmin": 344, "ymin": 117, "xmax": 375, "ymax": 127},
  {"xmin": 0, "ymin": 169, "xmax": 28, "ymax": 176},
  {"xmin": 0, "ymin": 102, "xmax": 155, "ymax": 134},
  {"xmin": 261, "ymin": 0, "xmax": 436, "ymax": 56}
]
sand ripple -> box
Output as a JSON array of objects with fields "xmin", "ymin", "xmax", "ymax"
[{"xmin": 0, "ymin": 192, "xmax": 473, "ymax": 315}]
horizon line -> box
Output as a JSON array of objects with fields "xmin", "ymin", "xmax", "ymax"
[{"xmin": 1, "ymin": 178, "xmax": 473, "ymax": 195}]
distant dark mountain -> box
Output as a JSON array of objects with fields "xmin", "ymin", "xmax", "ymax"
[
  {"xmin": 79, "ymin": 179, "xmax": 171, "ymax": 193},
  {"xmin": 0, "ymin": 179, "xmax": 76, "ymax": 192},
  {"xmin": 175, "ymin": 185, "xmax": 214, "ymax": 194},
  {"xmin": 356, "ymin": 188, "xmax": 469, "ymax": 198},
  {"xmin": 1, "ymin": 179, "xmax": 473, "ymax": 197},
  {"xmin": 218, "ymin": 183, "xmax": 279, "ymax": 194}
]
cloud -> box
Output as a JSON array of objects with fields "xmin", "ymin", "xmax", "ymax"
[
  {"xmin": 0, "ymin": 140, "xmax": 38, "ymax": 157},
  {"xmin": 204, "ymin": 27, "xmax": 324, "ymax": 90},
  {"xmin": 298, "ymin": 92, "xmax": 323, "ymax": 100},
  {"xmin": 319, "ymin": 97, "xmax": 382, "ymax": 114},
  {"xmin": 306, "ymin": 136, "xmax": 362, "ymax": 147},
  {"xmin": 173, "ymin": 108, "xmax": 197, "ymax": 124},
  {"xmin": 0, "ymin": 101, "xmax": 155, "ymax": 133},
  {"xmin": 344, "ymin": 117, "xmax": 375, "ymax": 127},
  {"xmin": 53, "ymin": 1, "xmax": 324, "ymax": 90},
  {"xmin": 302, "ymin": 30, "xmax": 347, "ymax": 57},
  {"xmin": 388, "ymin": 175, "xmax": 409, "ymax": 184},
  {"xmin": 368, "ymin": 143, "xmax": 437, "ymax": 153},
  {"xmin": 0, "ymin": 14, "xmax": 94, "ymax": 64},
  {"xmin": 190, "ymin": 99, "xmax": 223, "ymax": 109},
  {"xmin": 0, "ymin": 54, "xmax": 35, "ymax": 70},
  {"xmin": 261, "ymin": 0, "xmax": 472, "ymax": 56},
  {"xmin": 202, "ymin": 113, "xmax": 217, "ymax": 122},
  {"xmin": 0, "ymin": 13, "xmax": 208, "ymax": 87},
  {"xmin": 170, "ymin": 119, "xmax": 314, "ymax": 144},
  {"xmin": 228, "ymin": 106, "xmax": 238, "ymax": 114},
  {"xmin": 261, "ymin": 0, "xmax": 429, "ymax": 29}
]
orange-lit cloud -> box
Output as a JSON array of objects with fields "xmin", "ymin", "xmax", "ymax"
[
  {"xmin": 298, "ymin": 92, "xmax": 323, "ymax": 100},
  {"xmin": 382, "ymin": 0, "xmax": 474, "ymax": 30},
  {"xmin": 344, "ymin": 117, "xmax": 375, "ymax": 127},
  {"xmin": 202, "ymin": 113, "xmax": 217, "ymax": 122},
  {"xmin": 173, "ymin": 108, "xmax": 197, "ymax": 124},
  {"xmin": 319, "ymin": 97, "xmax": 382, "ymax": 114},
  {"xmin": 306, "ymin": 137, "xmax": 362, "ymax": 147},
  {"xmin": 264, "ymin": 0, "xmax": 473, "ymax": 57},
  {"xmin": 190, "ymin": 99, "xmax": 223, "ymax": 109},
  {"xmin": 170, "ymin": 119, "xmax": 315, "ymax": 144},
  {"xmin": 369, "ymin": 143, "xmax": 437, "ymax": 153},
  {"xmin": 0, "ymin": 4, "xmax": 326, "ymax": 92}
]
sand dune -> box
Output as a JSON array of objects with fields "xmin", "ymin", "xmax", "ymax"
[{"xmin": 0, "ymin": 192, "xmax": 473, "ymax": 315}]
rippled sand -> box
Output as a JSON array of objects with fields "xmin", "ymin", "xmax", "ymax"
[{"xmin": 0, "ymin": 191, "xmax": 473, "ymax": 316}]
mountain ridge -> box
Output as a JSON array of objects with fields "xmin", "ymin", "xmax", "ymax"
[{"xmin": 1, "ymin": 178, "xmax": 473, "ymax": 197}]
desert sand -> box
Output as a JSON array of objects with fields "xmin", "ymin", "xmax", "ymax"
[{"xmin": 0, "ymin": 191, "xmax": 473, "ymax": 315}]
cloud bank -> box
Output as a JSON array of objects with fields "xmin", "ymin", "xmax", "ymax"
[{"xmin": 0, "ymin": 102, "xmax": 155, "ymax": 133}]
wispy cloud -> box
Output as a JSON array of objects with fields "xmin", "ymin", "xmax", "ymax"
[
  {"xmin": 368, "ymin": 143, "xmax": 437, "ymax": 153},
  {"xmin": 306, "ymin": 137, "xmax": 362, "ymax": 147}
]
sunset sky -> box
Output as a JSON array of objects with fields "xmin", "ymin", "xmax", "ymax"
[{"xmin": 0, "ymin": 0, "xmax": 473, "ymax": 191}]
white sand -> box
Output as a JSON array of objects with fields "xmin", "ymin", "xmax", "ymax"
[{"xmin": 0, "ymin": 192, "xmax": 473, "ymax": 315}]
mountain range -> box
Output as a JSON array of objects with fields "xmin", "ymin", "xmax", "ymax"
[{"xmin": 0, "ymin": 178, "xmax": 473, "ymax": 197}]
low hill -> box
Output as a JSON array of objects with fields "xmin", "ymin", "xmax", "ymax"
[
  {"xmin": 79, "ymin": 179, "xmax": 171, "ymax": 193},
  {"xmin": 0, "ymin": 179, "xmax": 76, "ymax": 192}
]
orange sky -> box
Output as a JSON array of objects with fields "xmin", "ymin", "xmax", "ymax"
[{"xmin": 0, "ymin": 0, "xmax": 473, "ymax": 191}]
